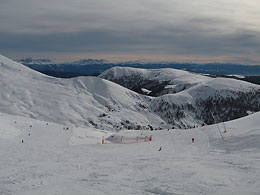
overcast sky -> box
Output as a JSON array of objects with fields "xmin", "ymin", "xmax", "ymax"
[{"xmin": 1, "ymin": 0, "xmax": 260, "ymax": 64}]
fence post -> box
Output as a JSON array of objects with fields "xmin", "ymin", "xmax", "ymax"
[
  {"xmin": 102, "ymin": 136, "xmax": 104, "ymax": 144},
  {"xmin": 137, "ymin": 136, "xmax": 139, "ymax": 143}
]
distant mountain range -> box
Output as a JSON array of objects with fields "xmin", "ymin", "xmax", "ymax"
[
  {"xmin": 17, "ymin": 58, "xmax": 260, "ymax": 79},
  {"xmin": 18, "ymin": 58, "xmax": 52, "ymax": 64}
]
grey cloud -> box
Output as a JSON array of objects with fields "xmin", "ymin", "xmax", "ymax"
[
  {"xmin": 1, "ymin": 27, "xmax": 259, "ymax": 55},
  {"xmin": 188, "ymin": 17, "xmax": 228, "ymax": 25},
  {"xmin": 1, "ymin": 0, "xmax": 260, "ymax": 64}
]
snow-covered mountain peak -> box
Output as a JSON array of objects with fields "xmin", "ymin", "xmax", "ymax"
[
  {"xmin": 71, "ymin": 59, "xmax": 108, "ymax": 65},
  {"xmin": 1, "ymin": 55, "xmax": 30, "ymax": 72},
  {"xmin": 0, "ymin": 55, "xmax": 168, "ymax": 130},
  {"xmin": 17, "ymin": 58, "xmax": 52, "ymax": 65},
  {"xmin": 100, "ymin": 66, "xmax": 259, "ymax": 95},
  {"xmin": 1, "ymin": 54, "xmax": 260, "ymax": 130},
  {"xmin": 100, "ymin": 66, "xmax": 260, "ymax": 127},
  {"xmin": 101, "ymin": 66, "xmax": 212, "ymax": 85},
  {"xmin": 100, "ymin": 66, "xmax": 210, "ymax": 83},
  {"xmin": 0, "ymin": 55, "xmax": 55, "ymax": 81}
]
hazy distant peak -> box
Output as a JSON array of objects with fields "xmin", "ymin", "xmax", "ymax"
[
  {"xmin": 17, "ymin": 58, "xmax": 52, "ymax": 65},
  {"xmin": 71, "ymin": 59, "xmax": 108, "ymax": 65}
]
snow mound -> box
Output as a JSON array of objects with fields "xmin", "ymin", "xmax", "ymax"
[{"xmin": 203, "ymin": 111, "xmax": 260, "ymax": 153}]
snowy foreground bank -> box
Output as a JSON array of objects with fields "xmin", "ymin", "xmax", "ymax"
[{"xmin": 1, "ymin": 112, "xmax": 260, "ymax": 195}]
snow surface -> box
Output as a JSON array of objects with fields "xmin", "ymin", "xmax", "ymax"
[
  {"xmin": 100, "ymin": 66, "xmax": 211, "ymax": 84},
  {"xmin": 100, "ymin": 66, "xmax": 258, "ymax": 97},
  {"xmin": 1, "ymin": 55, "xmax": 259, "ymax": 130},
  {"xmin": 141, "ymin": 88, "xmax": 152, "ymax": 95},
  {"xmin": 1, "ymin": 55, "xmax": 260, "ymax": 194},
  {"xmin": 1, "ymin": 111, "xmax": 260, "ymax": 195},
  {"xmin": 100, "ymin": 66, "xmax": 260, "ymax": 128},
  {"xmin": 0, "ymin": 55, "xmax": 167, "ymax": 130}
]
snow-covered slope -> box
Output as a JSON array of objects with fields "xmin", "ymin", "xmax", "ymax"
[
  {"xmin": 100, "ymin": 67, "xmax": 260, "ymax": 127},
  {"xmin": 0, "ymin": 55, "xmax": 167, "ymax": 130},
  {"xmin": 1, "ymin": 109, "xmax": 260, "ymax": 194},
  {"xmin": 1, "ymin": 54, "xmax": 260, "ymax": 130},
  {"xmin": 1, "ymin": 55, "xmax": 260, "ymax": 194},
  {"xmin": 99, "ymin": 66, "xmax": 211, "ymax": 96}
]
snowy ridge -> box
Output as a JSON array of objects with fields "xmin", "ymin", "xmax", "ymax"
[
  {"xmin": 100, "ymin": 66, "xmax": 256, "ymax": 95},
  {"xmin": 100, "ymin": 67, "xmax": 260, "ymax": 127},
  {"xmin": 100, "ymin": 66, "xmax": 211, "ymax": 90},
  {"xmin": 0, "ymin": 55, "xmax": 45, "ymax": 76},
  {"xmin": 0, "ymin": 55, "xmax": 166, "ymax": 130},
  {"xmin": 1, "ymin": 54, "xmax": 260, "ymax": 130}
]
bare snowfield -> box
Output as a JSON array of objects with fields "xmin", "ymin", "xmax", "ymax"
[{"xmin": 1, "ymin": 112, "xmax": 260, "ymax": 195}]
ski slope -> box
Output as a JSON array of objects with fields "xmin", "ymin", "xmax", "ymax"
[
  {"xmin": 1, "ymin": 111, "xmax": 260, "ymax": 195},
  {"xmin": 1, "ymin": 54, "xmax": 260, "ymax": 194}
]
